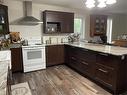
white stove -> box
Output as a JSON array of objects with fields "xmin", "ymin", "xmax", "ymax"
[{"xmin": 22, "ymin": 37, "xmax": 46, "ymax": 73}]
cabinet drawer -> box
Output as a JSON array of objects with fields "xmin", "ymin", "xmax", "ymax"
[
  {"xmin": 95, "ymin": 64, "xmax": 115, "ymax": 88},
  {"xmin": 70, "ymin": 46, "xmax": 96, "ymax": 63},
  {"xmin": 96, "ymin": 53, "xmax": 120, "ymax": 69},
  {"xmin": 69, "ymin": 56, "xmax": 80, "ymax": 71},
  {"xmin": 79, "ymin": 60, "xmax": 91, "ymax": 75},
  {"xmin": 78, "ymin": 50, "xmax": 96, "ymax": 63}
]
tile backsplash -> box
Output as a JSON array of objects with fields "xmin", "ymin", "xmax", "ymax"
[{"xmin": 43, "ymin": 36, "xmax": 69, "ymax": 44}]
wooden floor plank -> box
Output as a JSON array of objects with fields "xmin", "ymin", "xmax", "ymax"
[{"xmin": 12, "ymin": 65, "xmax": 112, "ymax": 95}]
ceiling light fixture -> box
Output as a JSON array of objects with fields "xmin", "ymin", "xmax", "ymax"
[
  {"xmin": 85, "ymin": 0, "xmax": 117, "ymax": 8},
  {"xmin": 97, "ymin": 2, "xmax": 106, "ymax": 8},
  {"xmin": 106, "ymin": 0, "xmax": 116, "ymax": 4},
  {"xmin": 85, "ymin": 0, "xmax": 95, "ymax": 8}
]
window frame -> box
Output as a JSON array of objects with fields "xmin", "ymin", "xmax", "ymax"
[{"xmin": 74, "ymin": 17, "xmax": 85, "ymax": 39}]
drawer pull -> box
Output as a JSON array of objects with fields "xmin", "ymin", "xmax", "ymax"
[
  {"xmin": 71, "ymin": 57, "xmax": 76, "ymax": 60},
  {"xmin": 81, "ymin": 62, "xmax": 89, "ymax": 65},
  {"xmin": 82, "ymin": 49, "xmax": 89, "ymax": 52},
  {"xmin": 98, "ymin": 69, "xmax": 108, "ymax": 73},
  {"xmin": 99, "ymin": 53, "xmax": 108, "ymax": 56}
]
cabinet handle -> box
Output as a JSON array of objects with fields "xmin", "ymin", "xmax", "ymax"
[
  {"xmin": 71, "ymin": 57, "xmax": 76, "ymax": 60},
  {"xmin": 71, "ymin": 46, "xmax": 76, "ymax": 49},
  {"xmin": 81, "ymin": 61, "xmax": 89, "ymax": 65},
  {"xmin": 84, "ymin": 49, "xmax": 89, "ymax": 51},
  {"xmin": 99, "ymin": 53, "xmax": 108, "ymax": 56},
  {"xmin": 98, "ymin": 69, "xmax": 108, "ymax": 73}
]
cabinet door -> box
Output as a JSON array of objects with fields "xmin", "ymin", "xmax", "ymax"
[
  {"xmin": 11, "ymin": 48, "xmax": 23, "ymax": 72},
  {"xmin": 43, "ymin": 10, "xmax": 74, "ymax": 34},
  {"xmin": 46, "ymin": 45, "xmax": 64, "ymax": 66},
  {"xmin": 90, "ymin": 15, "xmax": 107, "ymax": 37},
  {"xmin": 0, "ymin": 4, "xmax": 9, "ymax": 34},
  {"xmin": 61, "ymin": 13, "xmax": 74, "ymax": 33}
]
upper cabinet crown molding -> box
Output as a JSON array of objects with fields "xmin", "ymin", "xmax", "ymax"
[{"xmin": 43, "ymin": 10, "xmax": 74, "ymax": 34}]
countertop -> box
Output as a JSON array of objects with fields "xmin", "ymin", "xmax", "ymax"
[
  {"xmin": 43, "ymin": 42, "xmax": 127, "ymax": 56},
  {"xmin": 67, "ymin": 42, "xmax": 127, "ymax": 56},
  {"xmin": 2, "ymin": 42, "xmax": 127, "ymax": 56},
  {"xmin": 0, "ymin": 50, "xmax": 11, "ymax": 95},
  {"xmin": 0, "ymin": 61, "xmax": 9, "ymax": 95}
]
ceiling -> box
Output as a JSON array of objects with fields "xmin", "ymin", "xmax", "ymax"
[{"xmin": 14, "ymin": 0, "xmax": 127, "ymax": 14}]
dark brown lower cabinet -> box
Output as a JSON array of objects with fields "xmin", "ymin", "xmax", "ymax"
[
  {"xmin": 65, "ymin": 45, "xmax": 127, "ymax": 95},
  {"xmin": 65, "ymin": 45, "xmax": 96, "ymax": 77},
  {"xmin": 10, "ymin": 48, "xmax": 23, "ymax": 73},
  {"xmin": 46, "ymin": 45, "xmax": 64, "ymax": 66}
]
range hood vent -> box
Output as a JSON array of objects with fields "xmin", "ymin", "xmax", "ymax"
[{"xmin": 11, "ymin": 1, "xmax": 43, "ymax": 25}]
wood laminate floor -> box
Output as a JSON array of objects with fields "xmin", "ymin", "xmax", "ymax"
[{"xmin": 12, "ymin": 65, "xmax": 112, "ymax": 95}]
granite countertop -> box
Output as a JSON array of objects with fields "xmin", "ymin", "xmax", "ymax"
[
  {"xmin": 15, "ymin": 42, "xmax": 127, "ymax": 56},
  {"xmin": 0, "ymin": 50, "xmax": 11, "ymax": 95},
  {"xmin": 43, "ymin": 42, "xmax": 127, "ymax": 56},
  {"xmin": 0, "ymin": 61, "xmax": 9, "ymax": 95},
  {"xmin": 0, "ymin": 43, "xmax": 22, "ymax": 51},
  {"xmin": 67, "ymin": 42, "xmax": 127, "ymax": 56}
]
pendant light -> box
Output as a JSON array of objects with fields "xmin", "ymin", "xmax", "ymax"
[
  {"xmin": 85, "ymin": 0, "xmax": 95, "ymax": 8},
  {"xmin": 106, "ymin": 0, "xmax": 117, "ymax": 4},
  {"xmin": 85, "ymin": 0, "xmax": 117, "ymax": 8}
]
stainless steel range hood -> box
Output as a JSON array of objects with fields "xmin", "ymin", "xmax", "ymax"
[{"xmin": 11, "ymin": 1, "xmax": 43, "ymax": 25}]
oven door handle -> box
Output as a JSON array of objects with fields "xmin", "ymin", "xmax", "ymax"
[{"xmin": 23, "ymin": 48, "xmax": 44, "ymax": 50}]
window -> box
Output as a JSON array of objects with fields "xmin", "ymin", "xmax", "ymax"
[
  {"xmin": 106, "ymin": 18, "xmax": 113, "ymax": 43},
  {"xmin": 74, "ymin": 18, "xmax": 84, "ymax": 39}
]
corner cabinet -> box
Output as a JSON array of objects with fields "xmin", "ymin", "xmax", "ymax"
[
  {"xmin": 90, "ymin": 15, "xmax": 107, "ymax": 37},
  {"xmin": 43, "ymin": 10, "xmax": 74, "ymax": 34},
  {"xmin": 0, "ymin": 4, "xmax": 9, "ymax": 34}
]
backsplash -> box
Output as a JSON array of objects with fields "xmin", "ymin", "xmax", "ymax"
[{"xmin": 43, "ymin": 36, "xmax": 69, "ymax": 44}]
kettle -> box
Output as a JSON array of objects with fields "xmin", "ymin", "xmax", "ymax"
[{"xmin": 22, "ymin": 39, "xmax": 28, "ymax": 46}]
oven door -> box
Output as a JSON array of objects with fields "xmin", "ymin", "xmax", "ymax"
[{"xmin": 22, "ymin": 47, "xmax": 45, "ymax": 65}]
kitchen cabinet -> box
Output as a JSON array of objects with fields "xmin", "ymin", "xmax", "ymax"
[
  {"xmin": 65, "ymin": 45, "xmax": 127, "ymax": 94},
  {"xmin": 95, "ymin": 53, "xmax": 126, "ymax": 94},
  {"xmin": 43, "ymin": 10, "xmax": 74, "ymax": 34},
  {"xmin": 11, "ymin": 48, "xmax": 23, "ymax": 72},
  {"xmin": 90, "ymin": 15, "xmax": 107, "ymax": 37},
  {"xmin": 65, "ymin": 45, "xmax": 96, "ymax": 77},
  {"xmin": 0, "ymin": 4, "xmax": 9, "ymax": 34},
  {"xmin": 46, "ymin": 45, "xmax": 65, "ymax": 66}
]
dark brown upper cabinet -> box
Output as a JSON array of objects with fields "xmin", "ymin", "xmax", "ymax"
[
  {"xmin": 0, "ymin": 4, "xmax": 9, "ymax": 34},
  {"xmin": 90, "ymin": 15, "xmax": 107, "ymax": 37},
  {"xmin": 43, "ymin": 10, "xmax": 74, "ymax": 34}
]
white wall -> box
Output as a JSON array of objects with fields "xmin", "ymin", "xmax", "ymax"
[{"xmin": 4, "ymin": 0, "xmax": 91, "ymax": 40}]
